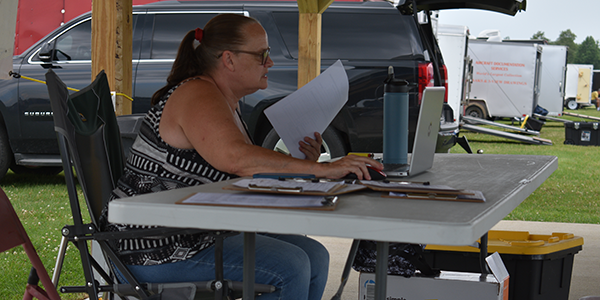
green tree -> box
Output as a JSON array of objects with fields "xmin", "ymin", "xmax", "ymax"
[
  {"xmin": 552, "ymin": 29, "xmax": 578, "ymax": 63},
  {"xmin": 531, "ymin": 31, "xmax": 549, "ymax": 43},
  {"xmin": 573, "ymin": 36, "xmax": 600, "ymax": 69}
]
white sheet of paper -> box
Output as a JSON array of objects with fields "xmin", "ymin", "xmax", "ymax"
[
  {"xmin": 264, "ymin": 60, "xmax": 348, "ymax": 158},
  {"xmin": 182, "ymin": 192, "xmax": 326, "ymax": 208},
  {"xmin": 233, "ymin": 178, "xmax": 344, "ymax": 193}
]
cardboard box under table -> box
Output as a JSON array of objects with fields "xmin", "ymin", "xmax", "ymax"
[
  {"xmin": 359, "ymin": 252, "xmax": 510, "ymax": 300},
  {"xmin": 422, "ymin": 230, "xmax": 584, "ymax": 300}
]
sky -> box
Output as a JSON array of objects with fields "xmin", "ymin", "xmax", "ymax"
[{"xmin": 436, "ymin": 0, "xmax": 598, "ymax": 44}]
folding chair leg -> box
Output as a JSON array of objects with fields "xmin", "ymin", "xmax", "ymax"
[
  {"xmin": 74, "ymin": 239, "xmax": 101, "ymax": 300},
  {"xmin": 52, "ymin": 235, "xmax": 68, "ymax": 287},
  {"xmin": 331, "ymin": 239, "xmax": 360, "ymax": 300},
  {"xmin": 23, "ymin": 267, "xmax": 52, "ymax": 300},
  {"xmin": 214, "ymin": 235, "xmax": 227, "ymax": 300},
  {"xmin": 23, "ymin": 284, "xmax": 51, "ymax": 300},
  {"xmin": 22, "ymin": 242, "xmax": 62, "ymax": 300}
]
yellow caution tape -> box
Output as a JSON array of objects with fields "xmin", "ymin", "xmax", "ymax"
[{"xmin": 10, "ymin": 72, "xmax": 133, "ymax": 101}]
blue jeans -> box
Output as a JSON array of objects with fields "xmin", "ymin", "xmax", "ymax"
[{"xmin": 122, "ymin": 233, "xmax": 329, "ymax": 300}]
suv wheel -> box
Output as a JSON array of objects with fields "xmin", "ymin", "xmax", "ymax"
[
  {"xmin": 0, "ymin": 124, "xmax": 12, "ymax": 180},
  {"xmin": 261, "ymin": 127, "xmax": 348, "ymax": 162}
]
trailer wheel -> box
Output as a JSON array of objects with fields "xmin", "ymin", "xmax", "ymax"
[
  {"xmin": 465, "ymin": 103, "xmax": 488, "ymax": 119},
  {"xmin": 566, "ymin": 99, "xmax": 579, "ymax": 110},
  {"xmin": 564, "ymin": 139, "xmax": 574, "ymax": 145}
]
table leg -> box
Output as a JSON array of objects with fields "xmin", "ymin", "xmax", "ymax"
[
  {"xmin": 479, "ymin": 232, "xmax": 490, "ymax": 275},
  {"xmin": 375, "ymin": 241, "xmax": 389, "ymax": 300},
  {"xmin": 243, "ymin": 232, "xmax": 256, "ymax": 299}
]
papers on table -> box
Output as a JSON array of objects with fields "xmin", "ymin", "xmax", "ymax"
[
  {"xmin": 264, "ymin": 60, "xmax": 349, "ymax": 159},
  {"xmin": 233, "ymin": 178, "xmax": 345, "ymax": 193},
  {"xmin": 177, "ymin": 177, "xmax": 486, "ymax": 209},
  {"xmin": 359, "ymin": 180, "xmax": 486, "ymax": 202},
  {"xmin": 225, "ymin": 178, "xmax": 366, "ymax": 195},
  {"xmin": 386, "ymin": 190, "xmax": 486, "ymax": 203},
  {"xmin": 179, "ymin": 192, "xmax": 338, "ymax": 210},
  {"xmin": 360, "ymin": 180, "xmax": 463, "ymax": 194}
]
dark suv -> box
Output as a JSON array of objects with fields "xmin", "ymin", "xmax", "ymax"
[{"xmin": 0, "ymin": 0, "xmax": 525, "ymax": 179}]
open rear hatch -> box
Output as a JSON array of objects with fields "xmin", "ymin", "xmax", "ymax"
[{"xmin": 405, "ymin": 0, "xmax": 526, "ymax": 16}]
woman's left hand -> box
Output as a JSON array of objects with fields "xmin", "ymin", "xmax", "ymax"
[{"xmin": 299, "ymin": 132, "xmax": 323, "ymax": 162}]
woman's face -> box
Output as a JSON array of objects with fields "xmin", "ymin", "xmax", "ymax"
[{"xmin": 233, "ymin": 23, "xmax": 274, "ymax": 93}]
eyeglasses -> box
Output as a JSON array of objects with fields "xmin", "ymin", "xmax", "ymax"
[{"xmin": 229, "ymin": 47, "xmax": 271, "ymax": 66}]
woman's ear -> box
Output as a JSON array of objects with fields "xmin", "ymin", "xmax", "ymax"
[{"xmin": 220, "ymin": 50, "xmax": 236, "ymax": 72}]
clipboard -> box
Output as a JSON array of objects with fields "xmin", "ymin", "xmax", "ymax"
[
  {"xmin": 383, "ymin": 190, "xmax": 486, "ymax": 203},
  {"xmin": 360, "ymin": 180, "xmax": 470, "ymax": 195},
  {"xmin": 223, "ymin": 178, "xmax": 367, "ymax": 196},
  {"xmin": 176, "ymin": 192, "xmax": 339, "ymax": 211}
]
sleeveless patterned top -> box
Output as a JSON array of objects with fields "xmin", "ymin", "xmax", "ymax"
[{"xmin": 101, "ymin": 77, "xmax": 245, "ymax": 266}]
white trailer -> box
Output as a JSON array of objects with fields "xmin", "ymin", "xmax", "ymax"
[
  {"xmin": 537, "ymin": 45, "xmax": 568, "ymax": 116},
  {"xmin": 564, "ymin": 64, "xmax": 594, "ymax": 110},
  {"xmin": 465, "ymin": 39, "xmax": 542, "ymax": 119},
  {"xmin": 435, "ymin": 24, "xmax": 471, "ymax": 126}
]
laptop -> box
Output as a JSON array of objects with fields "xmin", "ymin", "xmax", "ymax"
[{"xmin": 383, "ymin": 86, "xmax": 445, "ymax": 177}]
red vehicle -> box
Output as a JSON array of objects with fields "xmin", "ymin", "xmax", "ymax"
[{"xmin": 14, "ymin": 0, "xmax": 165, "ymax": 55}]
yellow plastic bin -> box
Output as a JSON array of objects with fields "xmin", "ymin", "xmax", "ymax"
[{"xmin": 423, "ymin": 230, "xmax": 584, "ymax": 300}]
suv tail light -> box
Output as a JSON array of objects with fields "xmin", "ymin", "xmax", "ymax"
[
  {"xmin": 440, "ymin": 64, "xmax": 449, "ymax": 103},
  {"xmin": 418, "ymin": 62, "xmax": 434, "ymax": 104}
]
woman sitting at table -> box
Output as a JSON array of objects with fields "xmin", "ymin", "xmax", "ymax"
[{"xmin": 100, "ymin": 13, "xmax": 382, "ymax": 300}]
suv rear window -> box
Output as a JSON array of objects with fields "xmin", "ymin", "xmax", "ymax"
[{"xmin": 273, "ymin": 11, "xmax": 423, "ymax": 60}]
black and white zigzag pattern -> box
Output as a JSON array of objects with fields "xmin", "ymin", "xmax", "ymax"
[{"xmin": 101, "ymin": 78, "xmax": 237, "ymax": 266}]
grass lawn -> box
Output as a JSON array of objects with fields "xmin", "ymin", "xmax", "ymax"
[
  {"xmin": 1, "ymin": 106, "xmax": 599, "ymax": 299},
  {"xmin": 1, "ymin": 173, "xmax": 88, "ymax": 300},
  {"xmin": 450, "ymin": 106, "xmax": 600, "ymax": 223}
]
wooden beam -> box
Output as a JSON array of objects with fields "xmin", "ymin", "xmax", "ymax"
[
  {"xmin": 297, "ymin": 12, "xmax": 321, "ymax": 88},
  {"xmin": 296, "ymin": 0, "xmax": 333, "ymax": 88},
  {"xmin": 91, "ymin": 0, "xmax": 132, "ymax": 115},
  {"xmin": 297, "ymin": 0, "xmax": 334, "ymax": 14}
]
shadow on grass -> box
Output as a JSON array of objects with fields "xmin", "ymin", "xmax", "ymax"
[{"xmin": 1, "ymin": 171, "xmax": 67, "ymax": 186}]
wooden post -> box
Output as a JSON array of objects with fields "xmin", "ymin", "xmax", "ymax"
[
  {"xmin": 298, "ymin": 13, "xmax": 321, "ymax": 89},
  {"xmin": 296, "ymin": 0, "xmax": 334, "ymax": 88},
  {"xmin": 91, "ymin": 0, "xmax": 132, "ymax": 115}
]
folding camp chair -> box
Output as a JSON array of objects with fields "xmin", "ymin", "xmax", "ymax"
[
  {"xmin": 0, "ymin": 187, "xmax": 62, "ymax": 300},
  {"xmin": 45, "ymin": 69, "xmax": 274, "ymax": 300}
]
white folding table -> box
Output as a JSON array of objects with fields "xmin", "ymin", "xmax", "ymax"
[{"xmin": 109, "ymin": 153, "xmax": 557, "ymax": 299}]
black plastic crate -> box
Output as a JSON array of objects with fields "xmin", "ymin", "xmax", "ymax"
[
  {"xmin": 564, "ymin": 122, "xmax": 599, "ymax": 145},
  {"xmin": 525, "ymin": 117, "xmax": 545, "ymax": 132},
  {"xmin": 422, "ymin": 231, "xmax": 583, "ymax": 300}
]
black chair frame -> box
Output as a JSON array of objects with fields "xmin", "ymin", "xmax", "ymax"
[{"xmin": 46, "ymin": 69, "xmax": 273, "ymax": 300}]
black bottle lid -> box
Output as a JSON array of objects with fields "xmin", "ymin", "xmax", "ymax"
[{"xmin": 384, "ymin": 66, "xmax": 409, "ymax": 93}]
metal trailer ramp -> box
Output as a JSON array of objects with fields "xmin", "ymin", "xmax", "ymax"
[
  {"xmin": 460, "ymin": 123, "xmax": 553, "ymax": 145},
  {"xmin": 534, "ymin": 113, "xmax": 570, "ymax": 123},
  {"xmin": 461, "ymin": 115, "xmax": 553, "ymax": 145},
  {"xmin": 462, "ymin": 115, "xmax": 541, "ymax": 135},
  {"xmin": 562, "ymin": 111, "xmax": 600, "ymax": 121}
]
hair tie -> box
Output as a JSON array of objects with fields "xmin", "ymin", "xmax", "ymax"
[{"xmin": 195, "ymin": 28, "xmax": 204, "ymax": 42}]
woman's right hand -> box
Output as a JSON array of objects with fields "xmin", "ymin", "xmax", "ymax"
[{"xmin": 321, "ymin": 155, "xmax": 383, "ymax": 180}]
